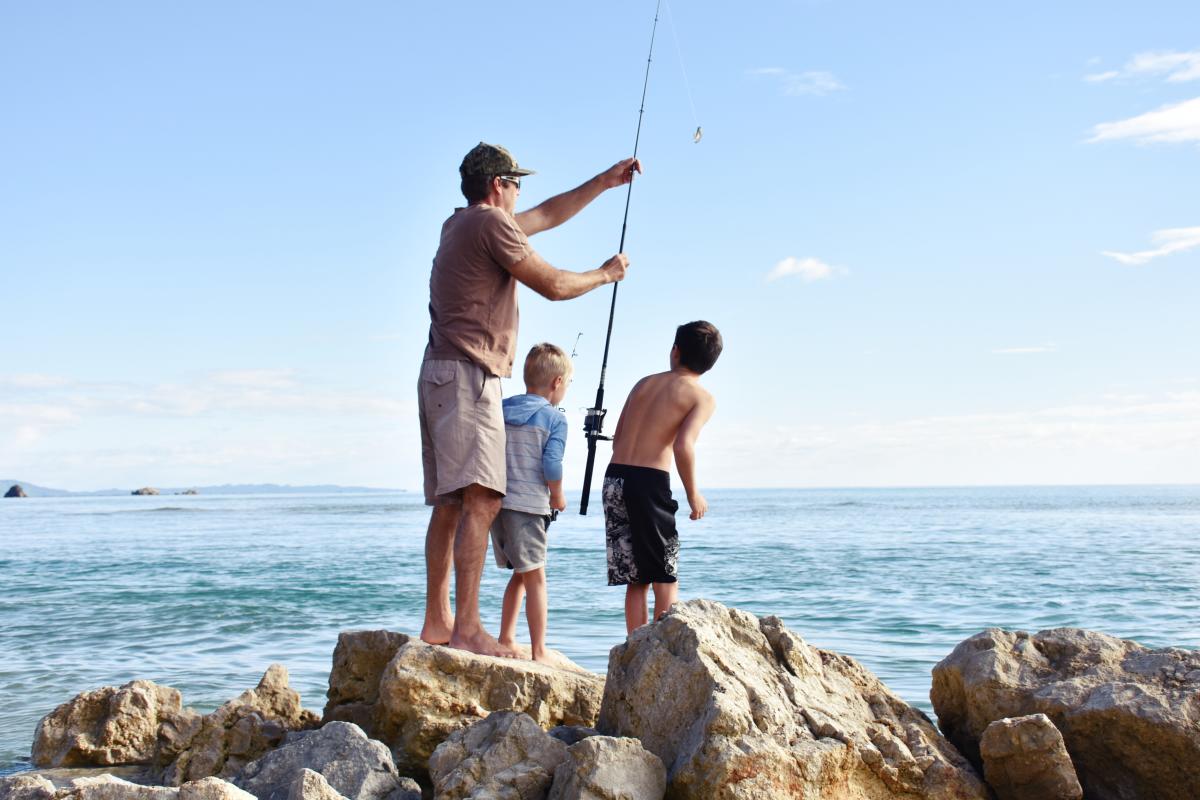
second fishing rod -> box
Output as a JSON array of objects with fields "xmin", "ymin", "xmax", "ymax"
[{"xmin": 579, "ymin": 0, "xmax": 662, "ymax": 515}]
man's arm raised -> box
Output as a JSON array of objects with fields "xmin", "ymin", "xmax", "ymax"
[
  {"xmin": 515, "ymin": 158, "xmax": 642, "ymax": 237},
  {"xmin": 507, "ymin": 250, "xmax": 628, "ymax": 301}
]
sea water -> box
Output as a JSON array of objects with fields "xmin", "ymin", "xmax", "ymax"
[{"xmin": 2, "ymin": 486, "xmax": 1198, "ymax": 772}]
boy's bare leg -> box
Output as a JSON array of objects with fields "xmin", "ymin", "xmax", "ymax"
[
  {"xmin": 448, "ymin": 483, "xmax": 516, "ymax": 657},
  {"xmin": 521, "ymin": 568, "xmax": 549, "ymax": 663},
  {"xmin": 421, "ymin": 503, "xmax": 460, "ymax": 645},
  {"xmin": 624, "ymin": 583, "xmax": 650, "ymax": 634},
  {"xmin": 498, "ymin": 572, "xmax": 525, "ymax": 650},
  {"xmin": 652, "ymin": 581, "xmax": 678, "ymax": 623}
]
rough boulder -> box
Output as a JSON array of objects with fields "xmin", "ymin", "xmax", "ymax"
[
  {"xmin": 33, "ymin": 681, "xmax": 189, "ymax": 768},
  {"xmin": 598, "ymin": 599, "xmax": 988, "ymax": 800},
  {"xmin": 547, "ymin": 735, "xmax": 666, "ymax": 800},
  {"xmin": 373, "ymin": 640, "xmax": 603, "ymax": 777},
  {"xmin": 978, "ymin": 714, "xmax": 1081, "ymax": 800},
  {"xmin": 931, "ymin": 627, "xmax": 1200, "ymax": 800},
  {"xmin": 428, "ymin": 711, "xmax": 567, "ymax": 800}
]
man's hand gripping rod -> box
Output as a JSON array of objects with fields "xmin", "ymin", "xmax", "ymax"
[{"xmin": 579, "ymin": 0, "xmax": 661, "ymax": 515}]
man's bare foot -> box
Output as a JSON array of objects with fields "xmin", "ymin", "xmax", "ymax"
[
  {"xmin": 449, "ymin": 627, "xmax": 519, "ymax": 658},
  {"xmin": 420, "ymin": 619, "xmax": 454, "ymax": 646}
]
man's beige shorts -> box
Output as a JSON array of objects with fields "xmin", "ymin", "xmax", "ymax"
[{"xmin": 418, "ymin": 359, "xmax": 506, "ymax": 505}]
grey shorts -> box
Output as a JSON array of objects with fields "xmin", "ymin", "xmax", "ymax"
[
  {"xmin": 491, "ymin": 509, "xmax": 551, "ymax": 573},
  {"xmin": 418, "ymin": 359, "xmax": 506, "ymax": 505}
]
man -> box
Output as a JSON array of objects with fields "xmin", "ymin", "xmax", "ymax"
[{"xmin": 419, "ymin": 141, "xmax": 641, "ymax": 656}]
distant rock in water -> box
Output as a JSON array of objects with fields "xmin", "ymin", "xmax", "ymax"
[
  {"xmin": 131, "ymin": 487, "xmax": 159, "ymax": 496},
  {"xmin": 180, "ymin": 489, "xmax": 199, "ymax": 495},
  {"xmin": 5, "ymin": 484, "xmax": 26, "ymax": 498}
]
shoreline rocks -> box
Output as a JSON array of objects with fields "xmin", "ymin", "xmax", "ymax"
[
  {"xmin": 598, "ymin": 598, "xmax": 988, "ymax": 799},
  {"xmin": 932, "ymin": 626, "xmax": 1200, "ymax": 800}
]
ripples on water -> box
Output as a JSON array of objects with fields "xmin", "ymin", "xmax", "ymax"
[{"xmin": 2, "ymin": 486, "xmax": 1198, "ymax": 770}]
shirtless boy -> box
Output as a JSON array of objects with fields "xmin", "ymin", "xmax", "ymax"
[{"xmin": 602, "ymin": 320, "xmax": 722, "ymax": 633}]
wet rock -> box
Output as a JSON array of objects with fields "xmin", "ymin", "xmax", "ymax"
[
  {"xmin": 376, "ymin": 640, "xmax": 602, "ymax": 778},
  {"xmin": 158, "ymin": 664, "xmax": 320, "ymax": 785},
  {"xmin": 131, "ymin": 489, "xmax": 159, "ymax": 496},
  {"xmin": 428, "ymin": 711, "xmax": 567, "ymax": 800},
  {"xmin": 33, "ymin": 682, "xmax": 188, "ymax": 768},
  {"xmin": 931, "ymin": 627, "xmax": 1200, "ymax": 800},
  {"xmin": 235, "ymin": 721, "xmax": 416, "ymax": 800},
  {"xmin": 599, "ymin": 598, "xmax": 987, "ymax": 799},
  {"xmin": 547, "ymin": 735, "xmax": 666, "ymax": 800},
  {"xmin": 979, "ymin": 714, "xmax": 1081, "ymax": 800},
  {"xmin": 322, "ymin": 631, "xmax": 411, "ymax": 742}
]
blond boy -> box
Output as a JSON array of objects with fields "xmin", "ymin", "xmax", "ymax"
[
  {"xmin": 491, "ymin": 343, "xmax": 572, "ymax": 662},
  {"xmin": 603, "ymin": 321, "xmax": 722, "ymax": 633}
]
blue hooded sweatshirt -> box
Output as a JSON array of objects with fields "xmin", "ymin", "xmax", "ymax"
[{"xmin": 500, "ymin": 394, "xmax": 568, "ymax": 515}]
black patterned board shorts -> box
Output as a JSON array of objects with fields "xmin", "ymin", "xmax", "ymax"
[{"xmin": 602, "ymin": 463, "xmax": 680, "ymax": 585}]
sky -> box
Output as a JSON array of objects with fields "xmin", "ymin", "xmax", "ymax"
[{"xmin": 1, "ymin": 0, "xmax": 1198, "ymax": 492}]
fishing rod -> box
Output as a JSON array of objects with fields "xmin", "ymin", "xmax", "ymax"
[{"xmin": 579, "ymin": 0, "xmax": 662, "ymax": 515}]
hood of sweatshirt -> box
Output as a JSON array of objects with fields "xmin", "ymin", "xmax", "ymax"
[{"xmin": 502, "ymin": 393, "xmax": 552, "ymax": 426}]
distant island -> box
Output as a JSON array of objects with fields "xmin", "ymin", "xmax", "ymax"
[{"xmin": 2, "ymin": 480, "xmax": 401, "ymax": 498}]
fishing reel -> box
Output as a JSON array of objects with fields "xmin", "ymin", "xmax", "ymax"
[{"xmin": 582, "ymin": 406, "xmax": 611, "ymax": 441}]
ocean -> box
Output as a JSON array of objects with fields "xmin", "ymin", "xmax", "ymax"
[{"xmin": 2, "ymin": 486, "xmax": 1198, "ymax": 773}]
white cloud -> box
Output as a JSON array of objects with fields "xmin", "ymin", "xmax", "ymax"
[
  {"xmin": 750, "ymin": 67, "xmax": 845, "ymax": 96},
  {"xmin": 1085, "ymin": 49, "xmax": 1200, "ymax": 84},
  {"xmin": 208, "ymin": 369, "xmax": 299, "ymax": 389},
  {"xmin": 1101, "ymin": 226, "xmax": 1200, "ymax": 266},
  {"xmin": 0, "ymin": 373, "xmax": 73, "ymax": 389},
  {"xmin": 1088, "ymin": 96, "xmax": 1200, "ymax": 145},
  {"xmin": 766, "ymin": 256, "xmax": 844, "ymax": 283},
  {"xmin": 992, "ymin": 344, "xmax": 1058, "ymax": 355}
]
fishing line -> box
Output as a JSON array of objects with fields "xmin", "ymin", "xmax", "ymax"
[
  {"xmin": 578, "ymin": 0, "xmax": 663, "ymax": 515},
  {"xmin": 664, "ymin": 0, "xmax": 703, "ymax": 143}
]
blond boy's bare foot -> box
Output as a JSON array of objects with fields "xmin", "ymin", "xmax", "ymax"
[
  {"xmin": 449, "ymin": 627, "xmax": 518, "ymax": 658},
  {"xmin": 531, "ymin": 649, "xmax": 555, "ymax": 665}
]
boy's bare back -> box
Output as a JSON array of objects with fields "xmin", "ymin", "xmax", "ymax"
[{"xmin": 611, "ymin": 371, "xmax": 710, "ymax": 469}]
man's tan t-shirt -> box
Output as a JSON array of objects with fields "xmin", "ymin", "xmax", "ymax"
[{"xmin": 424, "ymin": 204, "xmax": 532, "ymax": 378}]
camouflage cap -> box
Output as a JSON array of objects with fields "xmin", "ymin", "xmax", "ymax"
[{"xmin": 459, "ymin": 142, "xmax": 536, "ymax": 178}]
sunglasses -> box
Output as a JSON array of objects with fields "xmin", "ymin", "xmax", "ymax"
[{"xmin": 498, "ymin": 176, "xmax": 521, "ymax": 190}]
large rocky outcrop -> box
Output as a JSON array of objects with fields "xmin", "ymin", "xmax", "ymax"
[
  {"xmin": 322, "ymin": 631, "xmax": 411, "ymax": 743},
  {"xmin": 598, "ymin": 599, "xmax": 988, "ymax": 799},
  {"xmin": 979, "ymin": 714, "xmax": 1081, "ymax": 800},
  {"xmin": 547, "ymin": 735, "xmax": 666, "ymax": 800},
  {"xmin": 33, "ymin": 681, "xmax": 189, "ymax": 768},
  {"xmin": 428, "ymin": 711, "xmax": 568, "ymax": 800},
  {"xmin": 5, "ymin": 484, "xmax": 27, "ymax": 498},
  {"xmin": 158, "ymin": 665, "xmax": 320, "ymax": 785},
  {"xmin": 235, "ymin": 722, "xmax": 419, "ymax": 800},
  {"xmin": 0, "ymin": 774, "xmax": 253, "ymax": 800},
  {"xmin": 931, "ymin": 627, "xmax": 1200, "ymax": 800},
  {"xmin": 374, "ymin": 640, "xmax": 603, "ymax": 777}
]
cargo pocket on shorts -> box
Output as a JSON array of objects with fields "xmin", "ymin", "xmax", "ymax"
[{"xmin": 421, "ymin": 362, "xmax": 458, "ymax": 408}]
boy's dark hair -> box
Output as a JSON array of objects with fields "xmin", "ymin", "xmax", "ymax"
[
  {"xmin": 674, "ymin": 320, "xmax": 722, "ymax": 374},
  {"xmin": 461, "ymin": 174, "xmax": 494, "ymax": 203}
]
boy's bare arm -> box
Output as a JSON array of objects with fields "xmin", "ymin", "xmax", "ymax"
[
  {"xmin": 547, "ymin": 479, "xmax": 566, "ymax": 512},
  {"xmin": 673, "ymin": 392, "xmax": 716, "ymax": 520}
]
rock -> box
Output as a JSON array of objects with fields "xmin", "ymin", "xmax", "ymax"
[
  {"xmin": 131, "ymin": 488, "xmax": 159, "ymax": 496},
  {"xmin": 322, "ymin": 631, "xmax": 411, "ymax": 742},
  {"xmin": 598, "ymin": 598, "xmax": 987, "ymax": 800},
  {"xmin": 286, "ymin": 770, "xmax": 346, "ymax": 800},
  {"xmin": 5, "ymin": 484, "xmax": 27, "ymax": 498},
  {"xmin": 547, "ymin": 735, "xmax": 666, "ymax": 800},
  {"xmin": 159, "ymin": 664, "xmax": 320, "ymax": 785},
  {"xmin": 376, "ymin": 640, "xmax": 603, "ymax": 777},
  {"xmin": 931, "ymin": 627, "xmax": 1200, "ymax": 800},
  {"xmin": 979, "ymin": 714, "xmax": 1081, "ymax": 800},
  {"xmin": 36, "ymin": 774, "xmax": 253, "ymax": 800},
  {"xmin": 428, "ymin": 711, "xmax": 568, "ymax": 800},
  {"xmin": 547, "ymin": 726, "xmax": 599, "ymax": 747},
  {"xmin": 33, "ymin": 681, "xmax": 188, "ymax": 768},
  {"xmin": 235, "ymin": 721, "xmax": 416, "ymax": 800},
  {"xmin": 0, "ymin": 774, "xmax": 57, "ymax": 800}
]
